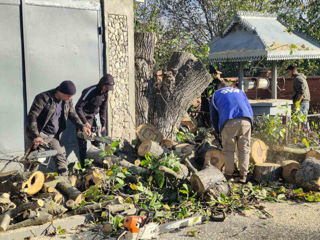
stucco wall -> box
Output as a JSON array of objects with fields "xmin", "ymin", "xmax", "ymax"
[{"xmin": 103, "ymin": 0, "xmax": 136, "ymax": 142}]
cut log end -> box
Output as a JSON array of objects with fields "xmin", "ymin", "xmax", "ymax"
[
  {"xmin": 251, "ymin": 139, "xmax": 268, "ymax": 164},
  {"xmin": 180, "ymin": 117, "xmax": 197, "ymax": 133},
  {"xmin": 21, "ymin": 171, "xmax": 45, "ymax": 195},
  {"xmin": 138, "ymin": 140, "xmax": 164, "ymax": 157},
  {"xmin": 204, "ymin": 149, "xmax": 224, "ymax": 170},
  {"xmin": 281, "ymin": 160, "xmax": 300, "ymax": 183},
  {"xmin": 136, "ymin": 124, "xmax": 163, "ymax": 143}
]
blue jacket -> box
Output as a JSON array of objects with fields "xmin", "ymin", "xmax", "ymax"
[{"xmin": 209, "ymin": 87, "xmax": 253, "ymax": 134}]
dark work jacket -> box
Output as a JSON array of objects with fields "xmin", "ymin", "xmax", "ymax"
[
  {"xmin": 75, "ymin": 85, "xmax": 108, "ymax": 127},
  {"xmin": 26, "ymin": 89, "xmax": 84, "ymax": 140},
  {"xmin": 293, "ymin": 73, "xmax": 310, "ymax": 102}
]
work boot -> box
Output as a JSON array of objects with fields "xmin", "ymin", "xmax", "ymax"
[
  {"xmin": 225, "ymin": 175, "xmax": 234, "ymax": 182},
  {"xmin": 239, "ymin": 175, "xmax": 247, "ymax": 184}
]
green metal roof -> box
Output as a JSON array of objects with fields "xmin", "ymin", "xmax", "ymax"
[{"xmin": 208, "ymin": 11, "xmax": 320, "ymax": 62}]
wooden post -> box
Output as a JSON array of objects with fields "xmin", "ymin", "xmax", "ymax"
[
  {"xmin": 238, "ymin": 62, "xmax": 244, "ymax": 91},
  {"xmin": 272, "ymin": 61, "xmax": 277, "ymax": 99}
]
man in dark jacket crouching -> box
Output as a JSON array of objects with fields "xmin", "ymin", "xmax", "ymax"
[{"xmin": 26, "ymin": 80, "xmax": 91, "ymax": 175}]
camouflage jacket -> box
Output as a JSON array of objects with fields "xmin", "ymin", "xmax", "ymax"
[
  {"xmin": 293, "ymin": 73, "xmax": 310, "ymax": 102},
  {"xmin": 26, "ymin": 89, "xmax": 84, "ymax": 140}
]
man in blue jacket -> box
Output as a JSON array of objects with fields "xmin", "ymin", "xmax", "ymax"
[{"xmin": 210, "ymin": 81, "xmax": 253, "ymax": 183}]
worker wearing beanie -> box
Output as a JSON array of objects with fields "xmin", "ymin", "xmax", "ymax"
[
  {"xmin": 75, "ymin": 74, "xmax": 114, "ymax": 166},
  {"xmin": 26, "ymin": 80, "xmax": 91, "ymax": 176}
]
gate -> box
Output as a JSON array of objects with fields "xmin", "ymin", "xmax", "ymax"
[{"xmin": 0, "ymin": 0, "xmax": 103, "ymax": 169}]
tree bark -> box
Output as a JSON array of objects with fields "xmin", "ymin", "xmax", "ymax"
[
  {"xmin": 253, "ymin": 163, "xmax": 282, "ymax": 183},
  {"xmin": 135, "ymin": 32, "xmax": 212, "ymax": 139},
  {"xmin": 0, "ymin": 193, "xmax": 15, "ymax": 214},
  {"xmin": 190, "ymin": 165, "xmax": 229, "ymax": 197},
  {"xmin": 296, "ymin": 157, "xmax": 320, "ymax": 191},
  {"xmin": 7, "ymin": 211, "xmax": 52, "ymax": 231}
]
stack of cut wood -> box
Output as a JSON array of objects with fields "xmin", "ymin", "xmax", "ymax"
[{"xmin": 0, "ymin": 168, "xmax": 135, "ymax": 232}]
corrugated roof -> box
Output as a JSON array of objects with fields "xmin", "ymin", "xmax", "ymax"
[{"xmin": 208, "ymin": 11, "xmax": 320, "ymax": 62}]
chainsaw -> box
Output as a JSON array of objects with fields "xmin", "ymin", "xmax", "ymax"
[{"xmin": 77, "ymin": 131, "xmax": 112, "ymax": 145}]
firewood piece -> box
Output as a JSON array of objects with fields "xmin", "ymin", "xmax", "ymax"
[
  {"xmin": 295, "ymin": 157, "xmax": 320, "ymax": 191},
  {"xmin": 180, "ymin": 117, "xmax": 197, "ymax": 133},
  {"xmin": 66, "ymin": 200, "xmax": 76, "ymax": 210},
  {"xmin": 306, "ymin": 150, "xmax": 320, "ymax": 160},
  {"xmin": 253, "ymin": 163, "xmax": 282, "ymax": 183},
  {"xmin": 22, "ymin": 209, "xmax": 39, "ymax": 219},
  {"xmin": 273, "ymin": 145, "xmax": 310, "ymax": 155},
  {"xmin": 7, "ymin": 211, "xmax": 52, "ymax": 230},
  {"xmin": 136, "ymin": 124, "xmax": 163, "ymax": 143},
  {"xmin": 0, "ymin": 193, "xmax": 16, "ymax": 214},
  {"xmin": 250, "ymin": 138, "xmax": 268, "ymax": 164},
  {"xmin": 0, "ymin": 199, "xmax": 44, "ymax": 232},
  {"xmin": 108, "ymin": 204, "xmax": 135, "ymax": 214},
  {"xmin": 179, "ymin": 164, "xmax": 189, "ymax": 179},
  {"xmin": 56, "ymin": 182, "xmax": 84, "ymax": 204},
  {"xmin": 70, "ymin": 199, "xmax": 128, "ymax": 215},
  {"xmin": 159, "ymin": 166, "xmax": 183, "ymax": 179},
  {"xmin": 281, "ymin": 160, "xmax": 300, "ymax": 183},
  {"xmin": 0, "ymin": 171, "xmax": 45, "ymax": 196},
  {"xmin": 182, "ymin": 152, "xmax": 198, "ymax": 174},
  {"xmin": 190, "ymin": 165, "xmax": 229, "ymax": 197},
  {"xmin": 138, "ymin": 140, "xmax": 165, "ymax": 157},
  {"xmin": 85, "ymin": 168, "xmax": 105, "ymax": 189},
  {"xmin": 204, "ymin": 149, "xmax": 224, "ymax": 170},
  {"xmin": 160, "ymin": 138, "xmax": 177, "ymax": 149},
  {"xmin": 174, "ymin": 143, "xmax": 195, "ymax": 155},
  {"xmin": 105, "ymin": 156, "xmax": 149, "ymax": 175},
  {"xmin": 35, "ymin": 190, "xmax": 63, "ymax": 204}
]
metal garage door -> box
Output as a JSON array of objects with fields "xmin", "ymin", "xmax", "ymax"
[
  {"xmin": 0, "ymin": 0, "xmax": 103, "ymax": 164},
  {"xmin": 0, "ymin": 0, "xmax": 25, "ymax": 156}
]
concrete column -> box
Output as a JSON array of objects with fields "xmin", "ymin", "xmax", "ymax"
[
  {"xmin": 238, "ymin": 62, "xmax": 244, "ymax": 91},
  {"xmin": 103, "ymin": 0, "xmax": 136, "ymax": 142},
  {"xmin": 272, "ymin": 61, "xmax": 277, "ymax": 99}
]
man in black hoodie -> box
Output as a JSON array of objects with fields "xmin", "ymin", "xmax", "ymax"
[{"xmin": 75, "ymin": 74, "xmax": 114, "ymax": 166}]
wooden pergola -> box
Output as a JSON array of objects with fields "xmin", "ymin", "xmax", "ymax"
[{"xmin": 208, "ymin": 11, "xmax": 320, "ymax": 99}]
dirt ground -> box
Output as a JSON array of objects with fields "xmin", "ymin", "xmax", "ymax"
[{"xmin": 34, "ymin": 201, "xmax": 320, "ymax": 240}]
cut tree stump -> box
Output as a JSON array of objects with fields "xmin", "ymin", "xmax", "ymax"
[
  {"xmin": 190, "ymin": 165, "xmax": 229, "ymax": 197},
  {"xmin": 281, "ymin": 160, "xmax": 300, "ymax": 183},
  {"xmin": 250, "ymin": 138, "xmax": 268, "ymax": 164},
  {"xmin": 180, "ymin": 117, "xmax": 197, "ymax": 133},
  {"xmin": 138, "ymin": 140, "xmax": 165, "ymax": 157},
  {"xmin": 0, "ymin": 171, "xmax": 45, "ymax": 196},
  {"xmin": 136, "ymin": 124, "xmax": 163, "ymax": 143},
  {"xmin": 204, "ymin": 149, "xmax": 224, "ymax": 170},
  {"xmin": 56, "ymin": 182, "xmax": 84, "ymax": 204},
  {"xmin": 295, "ymin": 157, "xmax": 320, "ymax": 191},
  {"xmin": 253, "ymin": 163, "xmax": 282, "ymax": 182}
]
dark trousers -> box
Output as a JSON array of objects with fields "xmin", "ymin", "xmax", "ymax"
[
  {"xmin": 26, "ymin": 132, "xmax": 68, "ymax": 175},
  {"xmin": 77, "ymin": 118, "xmax": 99, "ymax": 167}
]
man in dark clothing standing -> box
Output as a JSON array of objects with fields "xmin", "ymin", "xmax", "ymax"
[
  {"xmin": 286, "ymin": 65, "xmax": 310, "ymax": 128},
  {"xmin": 76, "ymin": 74, "xmax": 114, "ymax": 166},
  {"xmin": 26, "ymin": 80, "xmax": 91, "ymax": 176}
]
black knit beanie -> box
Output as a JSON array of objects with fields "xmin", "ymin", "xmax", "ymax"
[
  {"xmin": 57, "ymin": 80, "xmax": 76, "ymax": 95},
  {"xmin": 98, "ymin": 74, "xmax": 114, "ymax": 87}
]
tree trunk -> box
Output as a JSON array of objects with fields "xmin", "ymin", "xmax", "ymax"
[
  {"xmin": 138, "ymin": 140, "xmax": 165, "ymax": 157},
  {"xmin": 250, "ymin": 138, "xmax": 268, "ymax": 164},
  {"xmin": 281, "ymin": 160, "xmax": 300, "ymax": 183},
  {"xmin": 135, "ymin": 32, "xmax": 156, "ymax": 126},
  {"xmin": 135, "ymin": 32, "xmax": 212, "ymax": 139},
  {"xmin": 0, "ymin": 171, "xmax": 44, "ymax": 196},
  {"xmin": 253, "ymin": 163, "xmax": 282, "ymax": 183},
  {"xmin": 295, "ymin": 157, "xmax": 320, "ymax": 191},
  {"xmin": 190, "ymin": 165, "xmax": 229, "ymax": 197}
]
